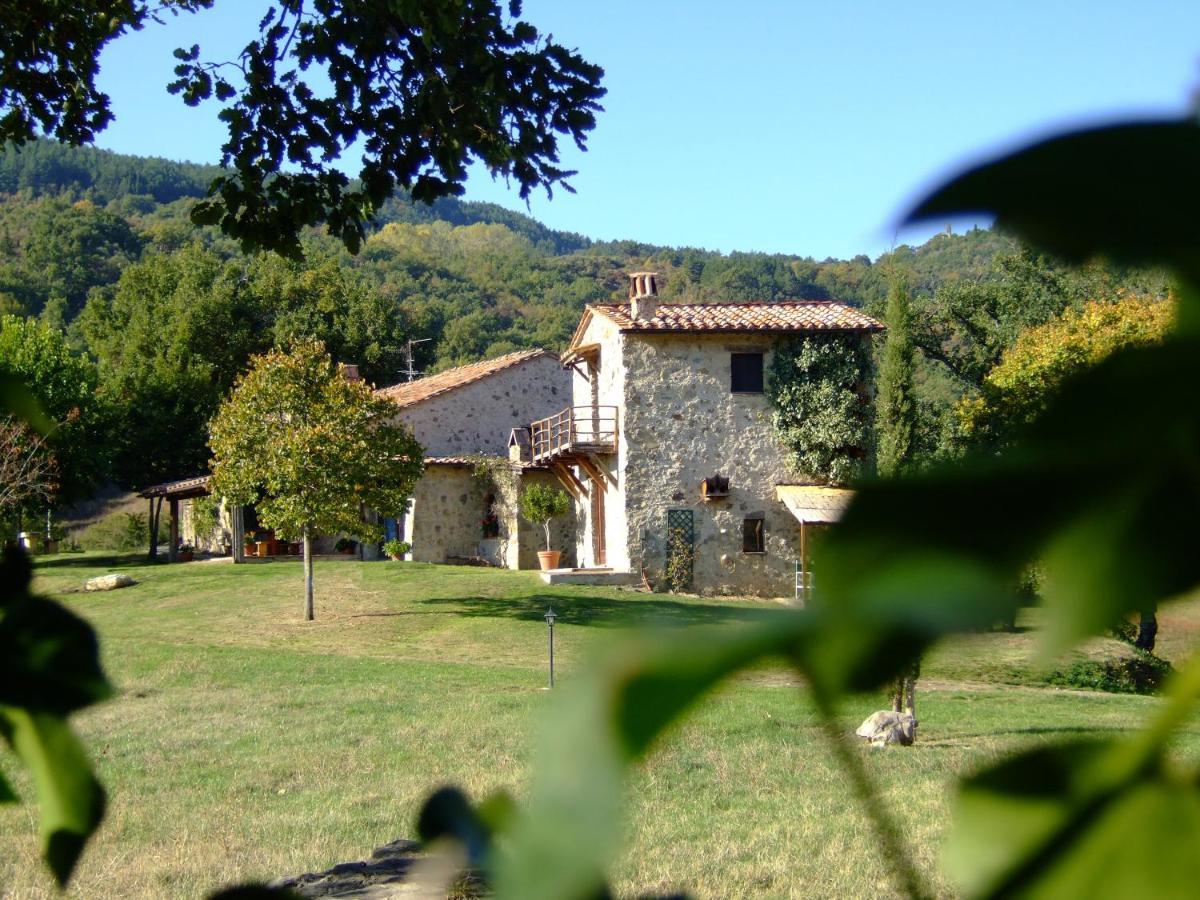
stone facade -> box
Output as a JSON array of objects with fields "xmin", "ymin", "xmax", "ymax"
[
  {"xmin": 392, "ymin": 354, "xmax": 569, "ymax": 456},
  {"xmin": 383, "ymin": 351, "xmax": 576, "ymax": 570},
  {"xmin": 568, "ymin": 313, "xmax": 874, "ymax": 598},
  {"xmin": 404, "ymin": 463, "xmax": 575, "ymax": 568}
]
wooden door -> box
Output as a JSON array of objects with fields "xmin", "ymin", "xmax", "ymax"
[{"xmin": 591, "ymin": 483, "xmax": 606, "ymax": 566}]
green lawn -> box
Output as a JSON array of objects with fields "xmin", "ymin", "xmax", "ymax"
[{"xmin": 3, "ymin": 554, "xmax": 1198, "ymax": 898}]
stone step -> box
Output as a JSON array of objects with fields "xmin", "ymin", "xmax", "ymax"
[{"xmin": 539, "ymin": 568, "xmax": 638, "ymax": 586}]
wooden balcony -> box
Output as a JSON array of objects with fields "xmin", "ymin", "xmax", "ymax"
[{"xmin": 531, "ymin": 405, "xmax": 618, "ymax": 465}]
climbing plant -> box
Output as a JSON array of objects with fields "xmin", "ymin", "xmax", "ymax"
[{"xmin": 766, "ymin": 334, "xmax": 874, "ymax": 485}]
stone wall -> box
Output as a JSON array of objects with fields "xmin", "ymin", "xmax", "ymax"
[
  {"xmin": 408, "ymin": 463, "xmax": 576, "ymax": 569},
  {"xmin": 396, "ymin": 355, "xmax": 570, "ymax": 457},
  {"xmin": 619, "ymin": 333, "xmax": 804, "ymax": 598},
  {"xmin": 570, "ymin": 313, "xmax": 628, "ymax": 570},
  {"xmin": 408, "ymin": 465, "xmax": 493, "ymax": 563}
]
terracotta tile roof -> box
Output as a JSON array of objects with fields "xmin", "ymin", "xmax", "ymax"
[
  {"xmin": 424, "ymin": 456, "xmax": 545, "ymax": 472},
  {"xmin": 589, "ymin": 301, "xmax": 882, "ymax": 335},
  {"xmin": 377, "ymin": 348, "xmax": 555, "ymax": 408}
]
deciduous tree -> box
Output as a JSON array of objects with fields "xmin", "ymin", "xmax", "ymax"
[
  {"xmin": 0, "ymin": 1, "xmax": 605, "ymax": 258},
  {"xmin": 209, "ymin": 338, "xmax": 423, "ymax": 619}
]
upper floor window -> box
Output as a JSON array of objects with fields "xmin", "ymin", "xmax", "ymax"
[{"xmin": 731, "ymin": 352, "xmax": 764, "ymax": 393}]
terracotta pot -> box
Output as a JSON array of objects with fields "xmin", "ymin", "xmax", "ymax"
[
  {"xmin": 537, "ymin": 550, "xmax": 562, "ymax": 571},
  {"xmin": 388, "ymin": 553, "xmax": 404, "ymax": 561},
  {"xmin": 244, "ymin": 543, "xmax": 256, "ymax": 557},
  {"xmin": 178, "ymin": 551, "xmax": 194, "ymax": 562}
]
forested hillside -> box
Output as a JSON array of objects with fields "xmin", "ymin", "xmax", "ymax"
[{"xmin": 0, "ymin": 139, "xmax": 1171, "ymax": 493}]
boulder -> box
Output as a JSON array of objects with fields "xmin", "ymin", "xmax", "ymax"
[
  {"xmin": 84, "ymin": 573, "xmax": 137, "ymax": 592},
  {"xmin": 855, "ymin": 710, "xmax": 916, "ymax": 747}
]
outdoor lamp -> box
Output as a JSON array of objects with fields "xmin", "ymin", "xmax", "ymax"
[{"xmin": 544, "ymin": 606, "xmax": 557, "ymax": 688}]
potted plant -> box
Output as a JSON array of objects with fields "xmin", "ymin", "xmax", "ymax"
[
  {"xmin": 335, "ymin": 537, "xmax": 357, "ymax": 555},
  {"xmin": 178, "ymin": 543, "xmax": 195, "ymax": 563},
  {"xmin": 383, "ymin": 538, "xmax": 410, "ymax": 561},
  {"xmin": 521, "ymin": 483, "xmax": 571, "ymax": 571}
]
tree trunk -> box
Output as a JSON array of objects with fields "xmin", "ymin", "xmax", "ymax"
[
  {"xmin": 543, "ymin": 520, "xmax": 551, "ymax": 551},
  {"xmin": 302, "ymin": 526, "xmax": 314, "ymax": 621},
  {"xmin": 890, "ymin": 679, "xmax": 903, "ymax": 713},
  {"xmin": 1135, "ymin": 607, "xmax": 1158, "ymax": 652}
]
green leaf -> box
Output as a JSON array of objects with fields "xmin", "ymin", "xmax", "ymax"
[
  {"xmin": 611, "ymin": 618, "xmax": 812, "ymax": 757},
  {"xmin": 0, "ymin": 373, "xmax": 51, "ymax": 433},
  {"xmin": 0, "ymin": 594, "xmax": 114, "ymax": 714},
  {"xmin": 417, "ymin": 785, "xmax": 490, "ymax": 867},
  {"xmin": 494, "ymin": 619, "xmax": 807, "ymax": 900},
  {"xmin": 944, "ymin": 654, "xmax": 1200, "ymax": 898},
  {"xmin": 0, "ymin": 708, "xmax": 105, "ymax": 886},
  {"xmin": 904, "ymin": 119, "xmax": 1200, "ymax": 275},
  {"xmin": 816, "ymin": 338, "xmax": 1200, "ymax": 681},
  {"xmin": 0, "ymin": 766, "xmax": 16, "ymax": 803}
]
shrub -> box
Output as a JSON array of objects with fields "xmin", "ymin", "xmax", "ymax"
[
  {"xmin": 383, "ymin": 538, "xmax": 410, "ymax": 559},
  {"xmin": 77, "ymin": 511, "xmax": 147, "ymax": 551},
  {"xmin": 664, "ymin": 527, "xmax": 693, "ymax": 593},
  {"xmin": 1046, "ymin": 650, "xmax": 1172, "ymax": 695}
]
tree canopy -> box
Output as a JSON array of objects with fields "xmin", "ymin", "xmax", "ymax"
[
  {"xmin": 209, "ymin": 338, "xmax": 424, "ymax": 618},
  {"xmin": 957, "ymin": 297, "xmax": 1174, "ymax": 449},
  {"xmin": 0, "ymin": 1, "xmax": 606, "ymax": 257}
]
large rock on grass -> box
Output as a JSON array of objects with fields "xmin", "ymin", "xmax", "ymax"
[
  {"xmin": 856, "ymin": 710, "xmax": 916, "ymax": 747},
  {"xmin": 84, "ymin": 573, "xmax": 136, "ymax": 592}
]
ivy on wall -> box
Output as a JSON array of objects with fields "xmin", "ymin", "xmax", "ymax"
[{"xmin": 766, "ymin": 335, "xmax": 874, "ymax": 485}]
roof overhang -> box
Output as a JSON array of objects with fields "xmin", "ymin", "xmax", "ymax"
[
  {"xmin": 138, "ymin": 475, "xmax": 212, "ymax": 500},
  {"xmin": 776, "ymin": 485, "xmax": 854, "ymax": 524}
]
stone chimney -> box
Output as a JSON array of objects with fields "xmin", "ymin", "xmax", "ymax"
[
  {"xmin": 628, "ymin": 272, "xmax": 659, "ymax": 321},
  {"xmin": 339, "ymin": 363, "xmax": 361, "ymax": 382}
]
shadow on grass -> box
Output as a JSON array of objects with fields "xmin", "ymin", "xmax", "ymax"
[
  {"xmin": 417, "ymin": 592, "xmax": 793, "ymax": 628},
  {"xmin": 32, "ymin": 552, "xmax": 164, "ymax": 570}
]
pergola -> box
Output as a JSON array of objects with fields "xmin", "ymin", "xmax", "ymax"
[
  {"xmin": 137, "ymin": 475, "xmax": 212, "ymax": 562},
  {"xmin": 776, "ymin": 485, "xmax": 855, "ymax": 601}
]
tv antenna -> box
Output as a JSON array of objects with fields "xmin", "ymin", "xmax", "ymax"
[{"xmin": 398, "ymin": 338, "xmax": 431, "ymax": 382}]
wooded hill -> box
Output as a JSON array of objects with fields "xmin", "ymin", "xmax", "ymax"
[{"xmin": 0, "ymin": 139, "xmax": 1170, "ymax": 490}]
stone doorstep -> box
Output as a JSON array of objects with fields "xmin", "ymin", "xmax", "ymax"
[{"xmin": 539, "ymin": 568, "xmax": 638, "ymax": 586}]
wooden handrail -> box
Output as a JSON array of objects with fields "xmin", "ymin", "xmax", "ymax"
[{"xmin": 530, "ymin": 405, "xmax": 618, "ymax": 462}]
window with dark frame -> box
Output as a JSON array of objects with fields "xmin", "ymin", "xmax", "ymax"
[
  {"xmin": 730, "ymin": 352, "xmax": 764, "ymax": 393},
  {"xmin": 742, "ymin": 515, "xmax": 765, "ymax": 553}
]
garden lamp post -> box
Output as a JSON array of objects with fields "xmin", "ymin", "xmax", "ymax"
[{"xmin": 544, "ymin": 606, "xmax": 557, "ymax": 688}]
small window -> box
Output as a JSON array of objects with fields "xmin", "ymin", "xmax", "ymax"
[
  {"xmin": 742, "ymin": 516, "xmax": 765, "ymax": 553},
  {"xmin": 731, "ymin": 352, "xmax": 764, "ymax": 393}
]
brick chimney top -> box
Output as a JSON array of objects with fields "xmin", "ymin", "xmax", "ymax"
[
  {"xmin": 339, "ymin": 363, "xmax": 361, "ymax": 382},
  {"xmin": 628, "ymin": 272, "xmax": 659, "ymax": 321}
]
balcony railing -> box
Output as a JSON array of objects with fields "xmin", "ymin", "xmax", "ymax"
[{"xmin": 530, "ymin": 405, "xmax": 618, "ymax": 463}]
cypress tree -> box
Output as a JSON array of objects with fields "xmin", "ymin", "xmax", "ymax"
[{"xmin": 876, "ymin": 277, "xmax": 917, "ymax": 479}]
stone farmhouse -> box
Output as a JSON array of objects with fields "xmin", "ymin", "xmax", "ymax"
[
  {"xmin": 377, "ymin": 348, "xmax": 577, "ymax": 569},
  {"xmin": 520, "ymin": 273, "xmax": 882, "ymax": 598}
]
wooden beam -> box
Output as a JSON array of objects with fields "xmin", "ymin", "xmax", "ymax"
[
  {"xmin": 550, "ymin": 462, "xmax": 587, "ymax": 500},
  {"xmin": 168, "ymin": 498, "xmax": 179, "ymax": 562},
  {"xmin": 580, "ymin": 453, "xmax": 617, "ymax": 488}
]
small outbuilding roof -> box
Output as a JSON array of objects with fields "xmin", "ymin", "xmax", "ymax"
[
  {"xmin": 377, "ymin": 348, "xmax": 556, "ymax": 409},
  {"xmin": 776, "ymin": 485, "xmax": 855, "ymax": 524},
  {"xmin": 138, "ymin": 474, "xmax": 212, "ymax": 500}
]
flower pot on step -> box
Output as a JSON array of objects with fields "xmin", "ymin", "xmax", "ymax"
[{"xmin": 537, "ymin": 550, "xmax": 562, "ymax": 571}]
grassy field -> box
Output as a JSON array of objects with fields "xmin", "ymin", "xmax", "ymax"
[{"xmin": 2, "ymin": 554, "xmax": 1199, "ymax": 898}]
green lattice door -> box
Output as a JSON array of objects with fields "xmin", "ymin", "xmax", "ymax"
[{"xmin": 665, "ymin": 509, "xmax": 694, "ymax": 590}]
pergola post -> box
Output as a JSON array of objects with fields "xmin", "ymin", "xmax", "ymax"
[
  {"xmin": 148, "ymin": 497, "xmax": 157, "ymax": 560},
  {"xmin": 168, "ymin": 498, "xmax": 179, "ymax": 562}
]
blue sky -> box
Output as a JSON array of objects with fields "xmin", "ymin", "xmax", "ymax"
[{"xmin": 93, "ymin": 1, "xmax": 1200, "ymax": 260}]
